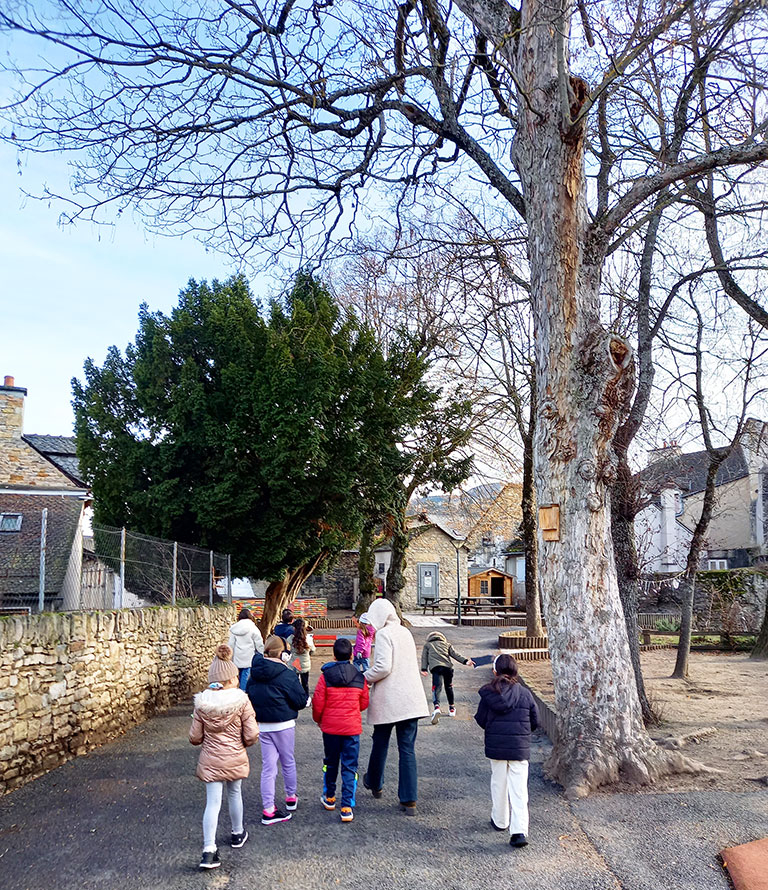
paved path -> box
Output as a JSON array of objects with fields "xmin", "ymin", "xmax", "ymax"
[{"xmin": 1, "ymin": 626, "xmax": 766, "ymax": 890}]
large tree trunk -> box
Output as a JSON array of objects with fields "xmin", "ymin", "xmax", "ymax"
[
  {"xmin": 384, "ymin": 512, "xmax": 408, "ymax": 614},
  {"xmin": 521, "ymin": 396, "xmax": 544, "ymax": 636},
  {"xmin": 356, "ymin": 520, "xmax": 377, "ymax": 616},
  {"xmin": 258, "ymin": 555, "xmax": 324, "ymax": 637},
  {"xmin": 672, "ymin": 458, "xmax": 724, "ymax": 678},
  {"xmin": 513, "ymin": 0, "xmax": 697, "ymax": 797}
]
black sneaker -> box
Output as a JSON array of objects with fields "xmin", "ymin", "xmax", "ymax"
[
  {"xmin": 363, "ymin": 773, "xmax": 383, "ymax": 799},
  {"xmin": 261, "ymin": 809, "xmax": 292, "ymax": 825},
  {"xmin": 490, "ymin": 819, "xmax": 506, "ymax": 832},
  {"xmin": 199, "ymin": 849, "xmax": 221, "ymax": 869},
  {"xmin": 230, "ymin": 830, "xmax": 248, "ymax": 848},
  {"xmin": 510, "ymin": 833, "xmax": 529, "ymax": 847}
]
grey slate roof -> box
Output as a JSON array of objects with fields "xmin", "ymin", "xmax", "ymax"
[
  {"xmin": 637, "ymin": 445, "xmax": 749, "ymax": 496},
  {"xmin": 23, "ymin": 435, "xmax": 86, "ymax": 488},
  {"xmin": 0, "ymin": 493, "xmax": 83, "ymax": 603}
]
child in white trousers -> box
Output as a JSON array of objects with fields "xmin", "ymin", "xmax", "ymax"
[{"xmin": 474, "ymin": 654, "xmax": 538, "ymax": 848}]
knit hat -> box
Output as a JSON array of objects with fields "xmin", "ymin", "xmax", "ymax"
[
  {"xmin": 359, "ymin": 613, "xmax": 372, "ymax": 626},
  {"xmin": 208, "ymin": 643, "xmax": 238, "ymax": 684}
]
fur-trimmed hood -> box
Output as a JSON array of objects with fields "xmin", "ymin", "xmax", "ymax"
[{"xmin": 193, "ymin": 687, "xmax": 250, "ymax": 730}]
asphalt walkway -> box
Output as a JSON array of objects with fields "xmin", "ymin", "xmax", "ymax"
[{"xmin": 1, "ymin": 625, "xmax": 766, "ymax": 890}]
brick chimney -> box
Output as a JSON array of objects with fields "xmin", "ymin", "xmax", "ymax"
[{"xmin": 0, "ymin": 375, "xmax": 27, "ymax": 440}]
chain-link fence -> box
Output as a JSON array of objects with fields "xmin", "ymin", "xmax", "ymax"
[{"xmin": 0, "ymin": 506, "xmax": 231, "ymax": 614}]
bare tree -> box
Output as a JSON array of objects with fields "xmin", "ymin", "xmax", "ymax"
[{"xmin": 4, "ymin": 0, "xmax": 768, "ymax": 796}]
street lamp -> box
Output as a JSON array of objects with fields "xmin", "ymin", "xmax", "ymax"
[{"xmin": 451, "ymin": 535, "xmax": 465, "ymax": 628}]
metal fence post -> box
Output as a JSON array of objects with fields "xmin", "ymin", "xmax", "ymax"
[
  {"xmin": 209, "ymin": 550, "xmax": 214, "ymax": 605},
  {"xmin": 120, "ymin": 527, "xmax": 126, "ymax": 609},
  {"xmin": 226, "ymin": 554, "xmax": 232, "ymax": 604},
  {"xmin": 172, "ymin": 540, "xmax": 178, "ymax": 606},
  {"xmin": 38, "ymin": 508, "xmax": 48, "ymax": 613}
]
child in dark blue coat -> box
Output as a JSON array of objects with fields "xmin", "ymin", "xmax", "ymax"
[{"xmin": 475, "ymin": 654, "xmax": 538, "ymax": 848}]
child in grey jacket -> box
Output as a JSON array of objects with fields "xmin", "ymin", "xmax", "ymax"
[{"xmin": 420, "ymin": 632, "xmax": 474, "ymax": 722}]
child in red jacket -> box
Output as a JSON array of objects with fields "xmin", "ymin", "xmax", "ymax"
[{"xmin": 312, "ymin": 637, "xmax": 369, "ymax": 822}]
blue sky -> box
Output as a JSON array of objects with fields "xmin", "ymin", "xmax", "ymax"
[{"xmin": 0, "ymin": 141, "xmax": 244, "ymax": 435}]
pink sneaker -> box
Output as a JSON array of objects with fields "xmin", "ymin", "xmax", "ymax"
[{"xmin": 285, "ymin": 795, "xmax": 298, "ymax": 811}]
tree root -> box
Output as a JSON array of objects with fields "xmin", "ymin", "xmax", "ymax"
[
  {"xmin": 655, "ymin": 726, "xmax": 718, "ymax": 750},
  {"xmin": 546, "ymin": 737, "xmax": 719, "ymax": 800}
]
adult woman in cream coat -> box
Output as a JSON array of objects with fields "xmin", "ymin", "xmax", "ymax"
[{"xmin": 363, "ymin": 598, "xmax": 429, "ymax": 814}]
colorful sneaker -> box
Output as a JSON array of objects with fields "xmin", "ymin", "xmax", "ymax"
[
  {"xmin": 199, "ymin": 849, "xmax": 221, "ymax": 869},
  {"xmin": 449, "ymin": 706, "xmax": 457, "ymax": 717},
  {"xmin": 261, "ymin": 809, "xmax": 292, "ymax": 825},
  {"xmin": 340, "ymin": 806, "xmax": 354, "ymax": 822},
  {"xmin": 285, "ymin": 795, "xmax": 298, "ymax": 811},
  {"xmin": 230, "ymin": 830, "xmax": 248, "ymax": 848},
  {"xmin": 321, "ymin": 794, "xmax": 336, "ymax": 811},
  {"xmin": 431, "ymin": 706, "xmax": 441, "ymax": 725}
]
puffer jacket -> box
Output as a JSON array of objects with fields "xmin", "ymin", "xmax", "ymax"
[
  {"xmin": 189, "ymin": 687, "xmax": 259, "ymax": 782},
  {"xmin": 286, "ymin": 632, "xmax": 316, "ymax": 673},
  {"xmin": 228, "ymin": 619, "xmax": 264, "ymax": 668},
  {"xmin": 363, "ymin": 599, "xmax": 430, "ymax": 725},
  {"xmin": 312, "ymin": 661, "xmax": 369, "ymax": 735},
  {"xmin": 246, "ymin": 653, "xmax": 307, "ymax": 724},
  {"xmin": 474, "ymin": 680, "xmax": 539, "ymax": 761},
  {"xmin": 421, "ymin": 631, "xmax": 470, "ymax": 671}
]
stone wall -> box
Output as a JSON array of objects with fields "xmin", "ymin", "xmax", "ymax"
[
  {"xmin": 638, "ymin": 569, "xmax": 767, "ymax": 631},
  {"xmin": 0, "ymin": 604, "xmax": 236, "ymax": 794},
  {"xmin": 300, "ymin": 551, "xmax": 358, "ymax": 610}
]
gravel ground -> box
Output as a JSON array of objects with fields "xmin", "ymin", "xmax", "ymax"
[{"xmin": 0, "ymin": 624, "xmax": 765, "ymax": 890}]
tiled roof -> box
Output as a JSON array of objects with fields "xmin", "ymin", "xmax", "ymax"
[
  {"xmin": 22, "ymin": 435, "xmax": 86, "ymax": 488},
  {"xmin": 0, "ymin": 493, "xmax": 83, "ymax": 601}
]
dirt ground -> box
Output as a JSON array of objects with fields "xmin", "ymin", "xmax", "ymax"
[{"xmin": 520, "ymin": 648, "xmax": 768, "ymax": 793}]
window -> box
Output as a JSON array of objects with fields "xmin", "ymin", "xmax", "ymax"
[
  {"xmin": 378, "ymin": 563, "xmax": 385, "ymax": 575},
  {"xmin": 480, "ymin": 580, "xmax": 489, "ymax": 595},
  {"xmin": 707, "ymin": 559, "xmax": 728, "ymax": 571},
  {"xmin": 0, "ymin": 513, "xmax": 22, "ymax": 532}
]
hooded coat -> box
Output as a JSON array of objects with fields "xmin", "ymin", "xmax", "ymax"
[
  {"xmin": 189, "ymin": 687, "xmax": 259, "ymax": 782},
  {"xmin": 420, "ymin": 631, "xmax": 470, "ymax": 672},
  {"xmin": 227, "ymin": 619, "xmax": 265, "ymax": 668},
  {"xmin": 474, "ymin": 680, "xmax": 539, "ymax": 761},
  {"xmin": 245, "ymin": 653, "xmax": 308, "ymax": 724},
  {"xmin": 363, "ymin": 599, "xmax": 430, "ymax": 725},
  {"xmin": 312, "ymin": 660, "xmax": 369, "ymax": 735}
]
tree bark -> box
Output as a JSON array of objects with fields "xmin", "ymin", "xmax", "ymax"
[
  {"xmin": 258, "ymin": 555, "xmax": 324, "ymax": 637},
  {"xmin": 672, "ymin": 458, "xmax": 724, "ymax": 678},
  {"xmin": 751, "ymin": 594, "xmax": 768, "ymax": 659},
  {"xmin": 384, "ymin": 511, "xmax": 408, "ymax": 614},
  {"xmin": 611, "ymin": 475, "xmax": 657, "ymax": 724},
  {"xmin": 510, "ymin": 0, "xmax": 698, "ymax": 797},
  {"xmin": 521, "ymin": 389, "xmax": 544, "ymax": 637},
  {"xmin": 356, "ymin": 520, "xmax": 377, "ymax": 616}
]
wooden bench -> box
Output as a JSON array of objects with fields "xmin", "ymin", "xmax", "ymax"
[{"xmin": 313, "ymin": 633, "xmax": 356, "ymax": 648}]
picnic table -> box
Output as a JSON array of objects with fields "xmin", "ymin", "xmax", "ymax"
[{"xmin": 420, "ymin": 597, "xmax": 522, "ymax": 617}]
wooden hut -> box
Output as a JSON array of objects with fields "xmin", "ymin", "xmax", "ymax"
[{"xmin": 467, "ymin": 567, "xmax": 516, "ymax": 605}]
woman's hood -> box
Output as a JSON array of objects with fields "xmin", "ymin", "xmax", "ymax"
[
  {"xmin": 230, "ymin": 619, "xmax": 256, "ymax": 637},
  {"xmin": 426, "ymin": 631, "xmax": 447, "ymax": 643},
  {"xmin": 366, "ymin": 598, "xmax": 399, "ymax": 630},
  {"xmin": 248, "ymin": 652, "xmax": 287, "ymax": 681},
  {"xmin": 480, "ymin": 681, "xmax": 525, "ymax": 713}
]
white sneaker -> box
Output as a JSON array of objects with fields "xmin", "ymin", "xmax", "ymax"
[
  {"xmin": 449, "ymin": 706, "xmax": 456, "ymax": 717},
  {"xmin": 431, "ymin": 707, "xmax": 441, "ymax": 725},
  {"xmin": 306, "ymin": 696, "xmax": 312, "ymax": 707}
]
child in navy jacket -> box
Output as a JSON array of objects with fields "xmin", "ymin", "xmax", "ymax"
[
  {"xmin": 475, "ymin": 654, "xmax": 538, "ymax": 848},
  {"xmin": 312, "ymin": 637, "xmax": 369, "ymax": 822}
]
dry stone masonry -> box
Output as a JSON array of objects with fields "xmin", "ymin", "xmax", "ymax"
[{"xmin": 0, "ymin": 605, "xmax": 236, "ymax": 794}]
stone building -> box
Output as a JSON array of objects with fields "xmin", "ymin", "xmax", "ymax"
[
  {"xmin": 375, "ymin": 515, "xmax": 469, "ymax": 610},
  {"xmin": 0, "ymin": 376, "xmax": 89, "ymax": 612}
]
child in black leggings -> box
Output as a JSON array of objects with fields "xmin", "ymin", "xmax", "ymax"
[{"xmin": 420, "ymin": 631, "xmax": 474, "ymax": 723}]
